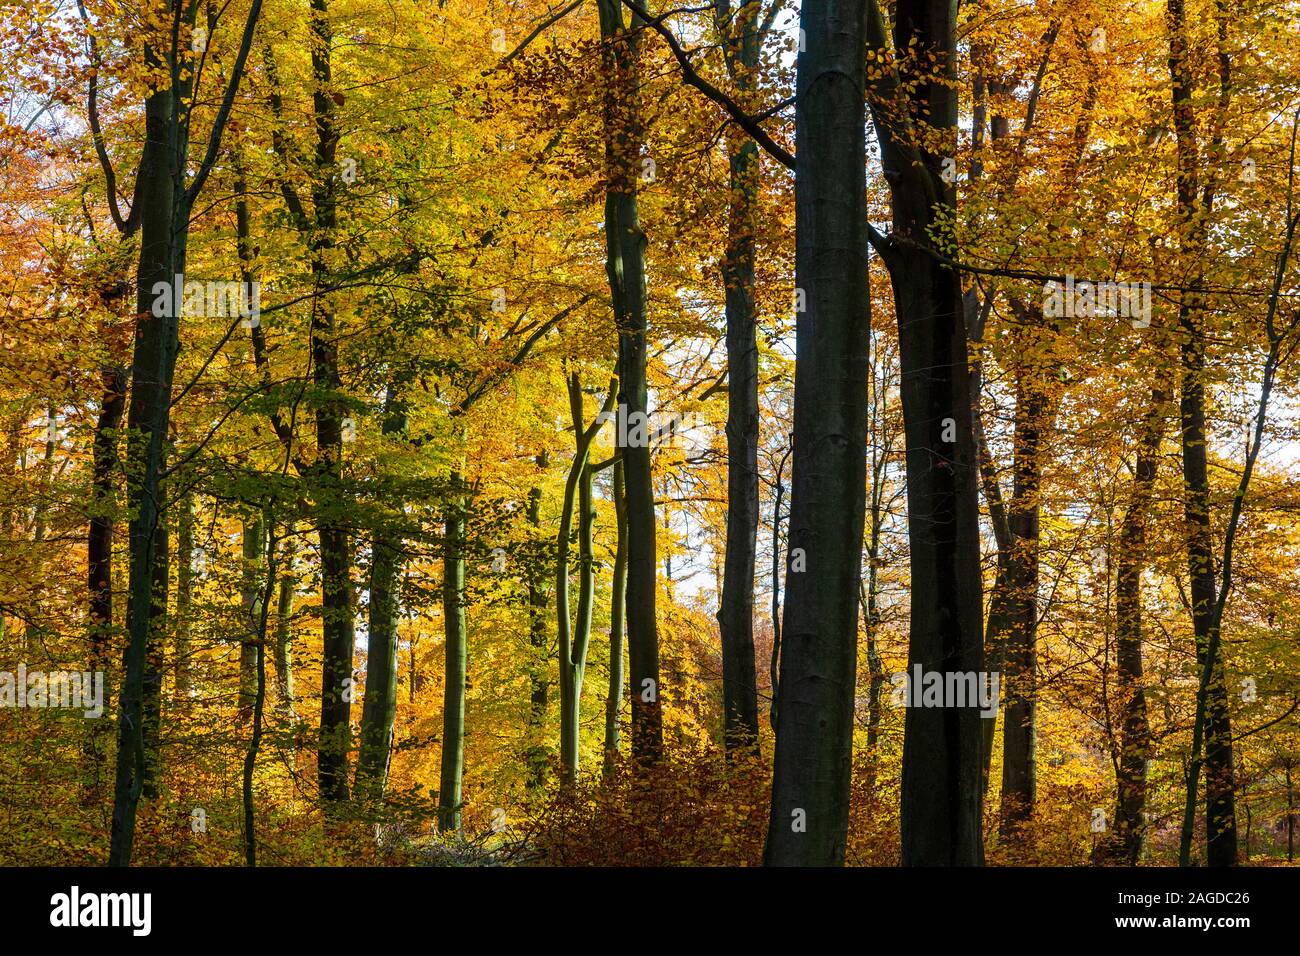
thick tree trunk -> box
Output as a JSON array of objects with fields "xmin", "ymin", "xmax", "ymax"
[
  {"xmin": 763, "ymin": 0, "xmax": 870, "ymax": 867},
  {"xmin": 871, "ymin": 0, "xmax": 986, "ymax": 867},
  {"xmin": 596, "ymin": 0, "xmax": 661, "ymax": 764},
  {"xmin": 108, "ymin": 73, "xmax": 178, "ymax": 867},
  {"xmin": 355, "ymin": 530, "xmax": 400, "ymax": 801},
  {"xmin": 106, "ymin": 0, "xmax": 260, "ymax": 862}
]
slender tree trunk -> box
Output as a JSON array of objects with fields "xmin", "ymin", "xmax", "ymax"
[
  {"xmin": 242, "ymin": 516, "xmax": 274, "ymax": 867},
  {"xmin": 768, "ymin": 448, "xmax": 787, "ymax": 732},
  {"xmin": 1167, "ymin": 0, "xmax": 1236, "ymax": 866},
  {"xmin": 1097, "ymin": 390, "xmax": 1164, "ymax": 864},
  {"xmin": 999, "ymin": 322, "xmax": 1054, "ymax": 839},
  {"xmin": 763, "ymin": 0, "xmax": 870, "ymax": 867},
  {"xmin": 174, "ymin": 489, "xmax": 194, "ymax": 705},
  {"xmin": 557, "ymin": 374, "xmax": 617, "ymax": 782},
  {"xmin": 526, "ymin": 468, "xmax": 550, "ymax": 789},
  {"xmin": 596, "ymin": 0, "xmax": 661, "ymax": 764},
  {"xmin": 273, "ymin": 533, "xmax": 297, "ymax": 718},
  {"xmin": 438, "ymin": 475, "xmax": 467, "ymax": 831},
  {"xmin": 716, "ymin": 0, "xmax": 762, "ymax": 755},
  {"xmin": 604, "ymin": 458, "xmax": 627, "ymax": 777},
  {"xmin": 239, "ymin": 511, "xmax": 263, "ymax": 719},
  {"xmin": 86, "ymin": 350, "xmax": 126, "ymax": 796},
  {"xmin": 1286, "ymin": 761, "xmax": 1295, "ymax": 863},
  {"xmin": 356, "ymin": 387, "xmax": 408, "ymax": 802},
  {"xmin": 308, "ymin": 0, "xmax": 355, "ymax": 805},
  {"xmin": 141, "ymin": 500, "xmax": 168, "ymax": 800},
  {"xmin": 864, "ymin": 335, "xmax": 892, "ymax": 762}
]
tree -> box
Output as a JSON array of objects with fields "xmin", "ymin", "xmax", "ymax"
[{"xmin": 763, "ymin": 0, "xmax": 870, "ymax": 867}]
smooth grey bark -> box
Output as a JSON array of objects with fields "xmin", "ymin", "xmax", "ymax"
[{"xmin": 762, "ymin": 0, "xmax": 870, "ymax": 867}]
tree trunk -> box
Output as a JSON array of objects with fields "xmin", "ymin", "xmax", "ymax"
[
  {"xmin": 1287, "ymin": 761, "xmax": 1295, "ymax": 863},
  {"xmin": 273, "ymin": 533, "xmax": 297, "ymax": 718},
  {"xmin": 86, "ymin": 348, "xmax": 126, "ymax": 797},
  {"xmin": 438, "ymin": 476, "xmax": 467, "ymax": 832},
  {"xmin": 763, "ymin": 0, "xmax": 870, "ymax": 867},
  {"xmin": 1097, "ymin": 390, "xmax": 1164, "ymax": 864},
  {"xmin": 242, "ymin": 515, "xmax": 274, "ymax": 867},
  {"xmin": 308, "ymin": 0, "xmax": 355, "ymax": 806},
  {"xmin": 1167, "ymin": 0, "xmax": 1236, "ymax": 866},
  {"xmin": 596, "ymin": 0, "xmax": 661, "ymax": 764},
  {"xmin": 356, "ymin": 387, "xmax": 407, "ymax": 802},
  {"xmin": 526, "ymin": 459, "xmax": 550, "ymax": 789},
  {"xmin": 239, "ymin": 511, "xmax": 263, "ymax": 719},
  {"xmin": 999, "ymin": 319, "xmax": 1054, "ymax": 839},
  {"xmin": 716, "ymin": 0, "xmax": 762, "ymax": 756},
  {"xmin": 108, "ymin": 70, "xmax": 178, "ymax": 867},
  {"xmin": 604, "ymin": 457, "xmax": 627, "ymax": 777},
  {"xmin": 557, "ymin": 374, "xmax": 617, "ymax": 782},
  {"xmin": 768, "ymin": 448, "xmax": 788, "ymax": 731},
  {"xmin": 141, "ymin": 500, "xmax": 168, "ymax": 800},
  {"xmin": 871, "ymin": 0, "xmax": 987, "ymax": 867},
  {"xmin": 174, "ymin": 489, "xmax": 195, "ymax": 705}
]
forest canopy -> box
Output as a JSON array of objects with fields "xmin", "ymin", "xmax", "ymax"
[{"xmin": 0, "ymin": 0, "xmax": 1299, "ymax": 871}]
